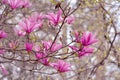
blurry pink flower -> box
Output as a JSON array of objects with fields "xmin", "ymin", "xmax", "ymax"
[
  {"xmin": 9, "ymin": 40, "xmax": 19, "ymax": 49},
  {"xmin": 19, "ymin": 18, "xmax": 41, "ymax": 33},
  {"xmin": 35, "ymin": 53, "xmax": 49, "ymax": 66},
  {"xmin": 25, "ymin": 42, "xmax": 33, "ymax": 52},
  {"xmin": 29, "ymin": 12, "xmax": 44, "ymax": 22},
  {"xmin": 51, "ymin": 43, "xmax": 62, "ymax": 52},
  {"xmin": 21, "ymin": 0, "xmax": 31, "ymax": 8},
  {"xmin": 50, "ymin": 60, "xmax": 71, "ymax": 72},
  {"xmin": 15, "ymin": 12, "xmax": 43, "ymax": 36},
  {"xmin": 65, "ymin": 16, "xmax": 75, "ymax": 24},
  {"xmin": 42, "ymin": 41, "xmax": 51, "ymax": 50},
  {"xmin": 0, "ymin": 65, "xmax": 8, "ymax": 75},
  {"xmin": 80, "ymin": 32, "xmax": 98, "ymax": 46},
  {"xmin": 33, "ymin": 45, "xmax": 41, "ymax": 52},
  {"xmin": 18, "ymin": 13, "xmax": 43, "ymax": 34},
  {"xmin": 74, "ymin": 30, "xmax": 80, "ymax": 42},
  {"xmin": 14, "ymin": 27, "xmax": 26, "ymax": 36},
  {"xmin": 78, "ymin": 47, "xmax": 94, "ymax": 57},
  {"xmin": 69, "ymin": 46, "xmax": 94, "ymax": 57},
  {"xmin": 42, "ymin": 41, "xmax": 62, "ymax": 52},
  {"xmin": 46, "ymin": 10, "xmax": 63, "ymax": 26},
  {"xmin": 0, "ymin": 30, "xmax": 7, "ymax": 39},
  {"xmin": 2, "ymin": 0, "xmax": 22, "ymax": 9},
  {"xmin": 0, "ymin": 49, "xmax": 5, "ymax": 54},
  {"xmin": 2, "ymin": 0, "xmax": 31, "ymax": 9}
]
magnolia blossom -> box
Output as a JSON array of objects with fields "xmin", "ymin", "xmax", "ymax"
[
  {"xmin": 25, "ymin": 42, "xmax": 33, "ymax": 52},
  {"xmin": 50, "ymin": 60, "xmax": 71, "ymax": 72},
  {"xmin": 74, "ymin": 31, "xmax": 97, "ymax": 46},
  {"xmin": 33, "ymin": 45, "xmax": 41, "ymax": 52},
  {"xmin": 69, "ymin": 46, "xmax": 94, "ymax": 57},
  {"xmin": 0, "ymin": 49, "xmax": 5, "ymax": 54},
  {"xmin": 0, "ymin": 30, "xmax": 7, "ymax": 39},
  {"xmin": 2, "ymin": 0, "xmax": 31, "ymax": 9},
  {"xmin": 15, "ymin": 13, "xmax": 43, "ymax": 35},
  {"xmin": 21, "ymin": 0, "xmax": 31, "ymax": 8},
  {"xmin": 65, "ymin": 16, "xmax": 75, "ymax": 24},
  {"xmin": 80, "ymin": 32, "xmax": 98, "ymax": 46},
  {"xmin": 74, "ymin": 30, "xmax": 81, "ymax": 42},
  {"xmin": 46, "ymin": 10, "xmax": 63, "ymax": 26},
  {"xmin": 19, "ymin": 18, "xmax": 42, "ymax": 33},
  {"xmin": 42, "ymin": 41, "xmax": 62, "ymax": 52},
  {"xmin": 0, "ymin": 65, "xmax": 8, "ymax": 75},
  {"xmin": 35, "ymin": 53, "xmax": 49, "ymax": 66},
  {"xmin": 14, "ymin": 27, "xmax": 26, "ymax": 36},
  {"xmin": 29, "ymin": 12, "xmax": 44, "ymax": 22},
  {"xmin": 9, "ymin": 40, "xmax": 19, "ymax": 49}
]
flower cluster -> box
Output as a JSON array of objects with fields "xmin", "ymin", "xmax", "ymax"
[
  {"xmin": 70, "ymin": 31, "xmax": 97, "ymax": 57},
  {"xmin": 29, "ymin": 41, "xmax": 70, "ymax": 72},
  {"xmin": 34, "ymin": 41, "xmax": 62, "ymax": 65},
  {"xmin": 0, "ymin": 1, "xmax": 98, "ymax": 74}
]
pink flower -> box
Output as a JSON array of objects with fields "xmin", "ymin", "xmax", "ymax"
[
  {"xmin": 15, "ymin": 12, "xmax": 43, "ymax": 36},
  {"xmin": 78, "ymin": 47, "xmax": 94, "ymax": 57},
  {"xmin": 33, "ymin": 45, "xmax": 41, "ymax": 52},
  {"xmin": 25, "ymin": 42, "xmax": 33, "ymax": 52},
  {"xmin": 19, "ymin": 18, "xmax": 41, "ymax": 33},
  {"xmin": 50, "ymin": 60, "xmax": 71, "ymax": 72},
  {"xmin": 0, "ymin": 65, "xmax": 8, "ymax": 75},
  {"xmin": 74, "ymin": 30, "xmax": 80, "ymax": 42},
  {"xmin": 2, "ymin": 0, "xmax": 22, "ymax": 9},
  {"xmin": 9, "ymin": 40, "xmax": 19, "ymax": 49},
  {"xmin": 21, "ymin": 0, "xmax": 31, "ymax": 8},
  {"xmin": 42, "ymin": 41, "xmax": 51, "ymax": 50},
  {"xmin": 80, "ymin": 32, "xmax": 98, "ymax": 46},
  {"xmin": 35, "ymin": 53, "xmax": 49, "ymax": 66},
  {"xmin": 69, "ymin": 46, "xmax": 94, "ymax": 57},
  {"xmin": 0, "ymin": 30, "xmax": 7, "ymax": 39},
  {"xmin": 46, "ymin": 10, "xmax": 63, "ymax": 26},
  {"xmin": 29, "ymin": 12, "xmax": 44, "ymax": 22},
  {"xmin": 2, "ymin": 0, "xmax": 31, "ymax": 9},
  {"xmin": 65, "ymin": 16, "xmax": 75, "ymax": 24},
  {"xmin": 42, "ymin": 41, "xmax": 62, "ymax": 52},
  {"xmin": 0, "ymin": 49, "xmax": 5, "ymax": 54},
  {"xmin": 14, "ymin": 27, "xmax": 26, "ymax": 36}
]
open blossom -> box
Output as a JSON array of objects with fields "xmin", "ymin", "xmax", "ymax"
[
  {"xmin": 14, "ymin": 27, "xmax": 26, "ymax": 36},
  {"xmin": 29, "ymin": 12, "xmax": 44, "ymax": 22},
  {"xmin": 50, "ymin": 60, "xmax": 71, "ymax": 72},
  {"xmin": 65, "ymin": 16, "xmax": 75, "ymax": 24},
  {"xmin": 42, "ymin": 41, "xmax": 62, "ymax": 52},
  {"xmin": 0, "ymin": 30, "xmax": 7, "ymax": 39},
  {"xmin": 9, "ymin": 40, "xmax": 19, "ymax": 49},
  {"xmin": 74, "ymin": 31, "xmax": 97, "ymax": 46},
  {"xmin": 35, "ymin": 53, "xmax": 49, "ymax": 66},
  {"xmin": 19, "ymin": 18, "xmax": 42, "ymax": 33},
  {"xmin": 25, "ymin": 42, "xmax": 33, "ymax": 52},
  {"xmin": 14, "ymin": 13, "xmax": 43, "ymax": 36},
  {"xmin": 80, "ymin": 32, "xmax": 98, "ymax": 46},
  {"xmin": 46, "ymin": 10, "xmax": 63, "ymax": 26},
  {"xmin": 16, "ymin": 12, "xmax": 43, "ymax": 35},
  {"xmin": 69, "ymin": 46, "xmax": 94, "ymax": 57},
  {"xmin": 2, "ymin": 0, "xmax": 31, "ymax": 9}
]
